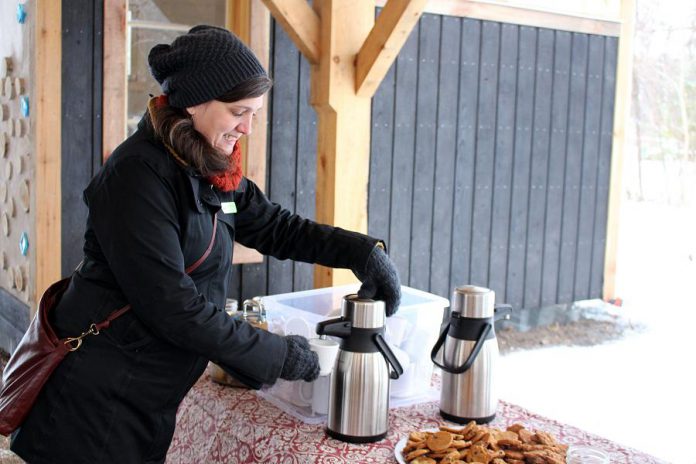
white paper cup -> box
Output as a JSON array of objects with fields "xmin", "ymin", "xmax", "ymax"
[
  {"xmin": 284, "ymin": 317, "xmax": 312, "ymax": 338},
  {"xmin": 299, "ymin": 375, "xmax": 331, "ymax": 415},
  {"xmin": 309, "ymin": 338, "xmax": 339, "ymax": 376},
  {"xmin": 310, "ymin": 374, "xmax": 331, "ymax": 415}
]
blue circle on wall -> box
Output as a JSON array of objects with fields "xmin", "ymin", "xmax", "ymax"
[
  {"xmin": 19, "ymin": 232, "xmax": 29, "ymax": 256},
  {"xmin": 20, "ymin": 96, "xmax": 29, "ymax": 117},
  {"xmin": 17, "ymin": 3, "xmax": 27, "ymax": 24}
]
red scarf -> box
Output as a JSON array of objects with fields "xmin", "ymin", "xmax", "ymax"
[
  {"xmin": 208, "ymin": 142, "xmax": 243, "ymax": 192},
  {"xmin": 152, "ymin": 95, "xmax": 243, "ymax": 192}
]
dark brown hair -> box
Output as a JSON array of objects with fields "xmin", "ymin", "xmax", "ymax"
[{"xmin": 149, "ymin": 75, "xmax": 272, "ymax": 176}]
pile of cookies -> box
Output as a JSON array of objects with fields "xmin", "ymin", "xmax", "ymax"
[{"xmin": 400, "ymin": 421, "xmax": 568, "ymax": 464}]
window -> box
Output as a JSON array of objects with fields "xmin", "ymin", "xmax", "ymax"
[{"xmin": 126, "ymin": 0, "xmax": 227, "ymax": 134}]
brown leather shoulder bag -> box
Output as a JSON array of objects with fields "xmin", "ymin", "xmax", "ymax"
[{"xmin": 0, "ymin": 215, "xmax": 218, "ymax": 435}]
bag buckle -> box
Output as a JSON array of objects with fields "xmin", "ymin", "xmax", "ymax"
[{"xmin": 64, "ymin": 323, "xmax": 100, "ymax": 352}]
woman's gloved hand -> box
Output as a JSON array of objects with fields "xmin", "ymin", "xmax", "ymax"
[
  {"xmin": 354, "ymin": 245, "xmax": 401, "ymax": 317},
  {"xmin": 279, "ymin": 335, "xmax": 320, "ymax": 382}
]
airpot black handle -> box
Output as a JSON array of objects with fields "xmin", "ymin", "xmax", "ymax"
[
  {"xmin": 374, "ymin": 333, "xmax": 403, "ymax": 380},
  {"xmin": 430, "ymin": 321, "xmax": 492, "ymax": 374},
  {"xmin": 316, "ymin": 317, "xmax": 352, "ymax": 339}
]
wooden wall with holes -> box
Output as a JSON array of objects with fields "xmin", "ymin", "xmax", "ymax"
[
  {"xmin": 0, "ymin": 0, "xmax": 32, "ymax": 353},
  {"xmin": 0, "ymin": 0, "xmax": 62, "ymax": 354}
]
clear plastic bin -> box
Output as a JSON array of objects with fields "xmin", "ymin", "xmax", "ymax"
[{"xmin": 257, "ymin": 284, "xmax": 449, "ymax": 423}]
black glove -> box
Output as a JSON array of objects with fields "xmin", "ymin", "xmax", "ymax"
[
  {"xmin": 355, "ymin": 245, "xmax": 401, "ymax": 317},
  {"xmin": 279, "ymin": 335, "xmax": 320, "ymax": 382}
]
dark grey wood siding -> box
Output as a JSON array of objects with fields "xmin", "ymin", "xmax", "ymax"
[
  {"xmin": 61, "ymin": 0, "xmax": 104, "ymax": 276},
  {"xmin": 234, "ymin": 19, "xmax": 318, "ymax": 301},
  {"xmin": 369, "ymin": 17, "xmax": 618, "ymax": 309},
  {"xmin": 232, "ymin": 14, "xmax": 618, "ymax": 311},
  {"xmin": 53, "ymin": 8, "xmax": 616, "ymax": 311}
]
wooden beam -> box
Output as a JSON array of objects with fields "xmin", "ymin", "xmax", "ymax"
[
  {"xmin": 103, "ymin": 0, "xmax": 127, "ymax": 160},
  {"xmin": 261, "ymin": 0, "xmax": 320, "ymax": 63},
  {"xmin": 603, "ymin": 0, "xmax": 635, "ymax": 300},
  {"xmin": 227, "ymin": 0, "xmax": 270, "ymax": 191},
  {"xmin": 227, "ymin": 0, "xmax": 268, "ymax": 265},
  {"xmin": 245, "ymin": 0, "xmax": 270, "ymax": 189},
  {"xmin": 375, "ymin": 0, "xmax": 622, "ymax": 36},
  {"xmin": 232, "ymin": 243, "xmax": 263, "ymax": 265},
  {"xmin": 311, "ymin": 0, "xmax": 375, "ymax": 288},
  {"xmin": 356, "ymin": 0, "xmax": 427, "ymax": 98},
  {"xmin": 35, "ymin": 0, "xmax": 62, "ymax": 307},
  {"xmin": 227, "ymin": 0, "xmax": 251, "ymax": 42}
]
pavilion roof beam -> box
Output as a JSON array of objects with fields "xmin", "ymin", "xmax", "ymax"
[
  {"xmin": 261, "ymin": 0, "xmax": 320, "ymax": 64},
  {"xmin": 355, "ymin": 0, "xmax": 427, "ymax": 98}
]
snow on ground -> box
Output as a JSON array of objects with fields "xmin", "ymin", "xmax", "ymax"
[{"xmin": 498, "ymin": 199, "xmax": 696, "ymax": 464}]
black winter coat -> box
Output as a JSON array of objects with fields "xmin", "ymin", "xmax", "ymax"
[{"xmin": 10, "ymin": 117, "xmax": 379, "ymax": 464}]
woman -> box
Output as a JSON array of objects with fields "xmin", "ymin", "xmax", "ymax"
[{"xmin": 10, "ymin": 25, "xmax": 400, "ymax": 464}]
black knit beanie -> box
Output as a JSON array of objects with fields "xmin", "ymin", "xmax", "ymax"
[{"xmin": 148, "ymin": 25, "xmax": 267, "ymax": 108}]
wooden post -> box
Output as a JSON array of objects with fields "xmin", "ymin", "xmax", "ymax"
[
  {"xmin": 603, "ymin": 0, "xmax": 635, "ymax": 300},
  {"xmin": 227, "ymin": 0, "xmax": 270, "ymax": 264},
  {"xmin": 311, "ymin": 0, "xmax": 375, "ymax": 287},
  {"xmin": 262, "ymin": 0, "xmax": 320, "ymax": 63},
  {"xmin": 226, "ymin": 0, "xmax": 270, "ymax": 191},
  {"xmin": 356, "ymin": 0, "xmax": 427, "ymax": 98},
  {"xmin": 35, "ymin": 0, "xmax": 62, "ymax": 307},
  {"xmin": 103, "ymin": 0, "xmax": 127, "ymax": 160},
  {"xmin": 261, "ymin": 0, "xmax": 425, "ymax": 288}
]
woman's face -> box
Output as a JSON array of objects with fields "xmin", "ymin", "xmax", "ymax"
[{"xmin": 186, "ymin": 96, "xmax": 264, "ymax": 153}]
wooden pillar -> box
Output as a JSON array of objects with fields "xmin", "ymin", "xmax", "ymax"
[
  {"xmin": 226, "ymin": 0, "xmax": 270, "ymax": 191},
  {"xmin": 34, "ymin": 0, "xmax": 62, "ymax": 307},
  {"xmin": 260, "ymin": 0, "xmax": 424, "ymax": 288},
  {"xmin": 603, "ymin": 0, "xmax": 635, "ymax": 300},
  {"xmin": 227, "ymin": 0, "xmax": 269, "ymax": 265},
  {"xmin": 103, "ymin": 0, "xmax": 127, "ymax": 160},
  {"xmin": 311, "ymin": 0, "xmax": 375, "ymax": 288}
]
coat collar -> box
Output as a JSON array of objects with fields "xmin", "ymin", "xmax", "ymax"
[{"xmin": 136, "ymin": 112, "xmax": 245, "ymax": 214}]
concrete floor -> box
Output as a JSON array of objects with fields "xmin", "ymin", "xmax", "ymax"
[{"xmin": 497, "ymin": 199, "xmax": 696, "ymax": 464}]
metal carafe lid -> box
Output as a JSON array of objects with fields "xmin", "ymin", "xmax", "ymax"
[
  {"xmin": 341, "ymin": 294, "xmax": 385, "ymax": 329},
  {"xmin": 452, "ymin": 285, "xmax": 495, "ymax": 318}
]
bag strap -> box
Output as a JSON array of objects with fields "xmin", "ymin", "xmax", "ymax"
[{"xmin": 95, "ymin": 213, "xmax": 219, "ymax": 332}]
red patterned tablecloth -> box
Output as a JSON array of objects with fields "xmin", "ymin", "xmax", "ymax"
[{"xmin": 167, "ymin": 374, "xmax": 664, "ymax": 464}]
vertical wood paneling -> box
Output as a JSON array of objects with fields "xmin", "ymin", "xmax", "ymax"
[
  {"xmin": 506, "ymin": 26, "xmax": 536, "ymax": 305},
  {"xmin": 524, "ymin": 28, "xmax": 554, "ymax": 309},
  {"xmin": 488, "ymin": 23, "xmax": 518, "ymax": 302},
  {"xmin": 62, "ymin": 0, "xmax": 103, "ymax": 276},
  {"xmin": 266, "ymin": 20, "xmax": 300, "ymax": 296},
  {"xmin": 368, "ymin": 57, "xmax": 396, "ymax": 247},
  {"xmin": 389, "ymin": 28, "xmax": 419, "ymax": 284},
  {"xmin": 591, "ymin": 37, "xmax": 618, "ymax": 297},
  {"xmin": 229, "ymin": 14, "xmax": 619, "ymax": 310},
  {"xmin": 238, "ymin": 22, "xmax": 275, "ymax": 301},
  {"xmin": 470, "ymin": 21, "xmax": 500, "ymax": 286},
  {"xmin": 541, "ymin": 31, "xmax": 572, "ymax": 306},
  {"xmin": 409, "ymin": 14, "xmax": 440, "ymax": 290},
  {"xmin": 449, "ymin": 18, "xmax": 480, "ymax": 294},
  {"xmin": 429, "ymin": 16, "xmax": 461, "ymax": 297},
  {"xmin": 293, "ymin": 54, "xmax": 317, "ymax": 291},
  {"xmin": 557, "ymin": 33, "xmax": 589, "ymax": 304},
  {"xmin": 573, "ymin": 35, "xmax": 605, "ymax": 300},
  {"xmin": 240, "ymin": 262, "xmax": 268, "ymax": 301}
]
